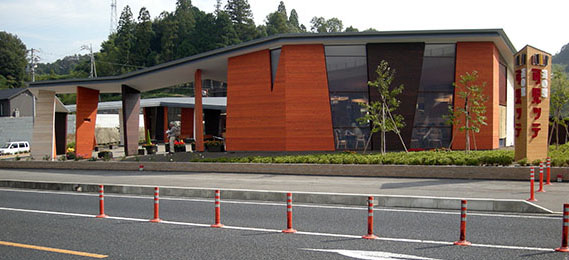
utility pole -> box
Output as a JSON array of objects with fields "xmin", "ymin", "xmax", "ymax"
[
  {"xmin": 29, "ymin": 48, "xmax": 40, "ymax": 82},
  {"xmin": 110, "ymin": 0, "xmax": 118, "ymax": 34},
  {"xmin": 81, "ymin": 44, "xmax": 97, "ymax": 78}
]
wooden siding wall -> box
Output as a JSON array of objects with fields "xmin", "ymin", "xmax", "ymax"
[
  {"xmin": 180, "ymin": 108, "xmax": 194, "ymax": 139},
  {"xmin": 281, "ymin": 45, "xmax": 334, "ymax": 151},
  {"xmin": 453, "ymin": 42, "xmax": 500, "ymax": 150},
  {"xmin": 227, "ymin": 49, "xmax": 286, "ymax": 150},
  {"xmin": 226, "ymin": 45, "xmax": 334, "ymax": 151},
  {"xmin": 75, "ymin": 86, "xmax": 99, "ymax": 158}
]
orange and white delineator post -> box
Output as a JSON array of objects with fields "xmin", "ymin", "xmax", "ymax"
[
  {"xmin": 149, "ymin": 187, "xmax": 161, "ymax": 223},
  {"xmin": 282, "ymin": 193, "xmax": 297, "ymax": 233},
  {"xmin": 538, "ymin": 162, "xmax": 545, "ymax": 192},
  {"xmin": 362, "ymin": 196, "xmax": 378, "ymax": 239},
  {"xmin": 211, "ymin": 190, "xmax": 224, "ymax": 228},
  {"xmin": 96, "ymin": 185, "xmax": 107, "ymax": 218},
  {"xmin": 528, "ymin": 167, "xmax": 537, "ymax": 202},
  {"xmin": 555, "ymin": 203, "xmax": 569, "ymax": 252},
  {"xmin": 454, "ymin": 200, "xmax": 471, "ymax": 246},
  {"xmin": 546, "ymin": 157, "xmax": 552, "ymax": 185}
]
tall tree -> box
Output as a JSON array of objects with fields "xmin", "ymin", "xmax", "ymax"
[
  {"xmin": 357, "ymin": 60, "xmax": 406, "ymax": 153},
  {"xmin": 288, "ymin": 9, "xmax": 303, "ymax": 32},
  {"xmin": 310, "ymin": 16, "xmax": 343, "ymax": 33},
  {"xmin": 174, "ymin": 0, "xmax": 197, "ymax": 58},
  {"xmin": 225, "ymin": 0, "xmax": 257, "ymax": 42},
  {"xmin": 0, "ymin": 31, "xmax": 27, "ymax": 88},
  {"xmin": 265, "ymin": 10, "xmax": 289, "ymax": 36},
  {"xmin": 549, "ymin": 66, "xmax": 569, "ymax": 147},
  {"xmin": 447, "ymin": 71, "xmax": 488, "ymax": 152},
  {"xmin": 133, "ymin": 7, "xmax": 155, "ymax": 66},
  {"xmin": 115, "ymin": 5, "xmax": 136, "ymax": 72}
]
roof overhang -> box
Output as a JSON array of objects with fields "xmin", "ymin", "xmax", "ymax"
[
  {"xmin": 28, "ymin": 29, "xmax": 517, "ymax": 95},
  {"xmin": 64, "ymin": 97, "xmax": 226, "ymax": 113}
]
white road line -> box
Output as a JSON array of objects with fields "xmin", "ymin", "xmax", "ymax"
[
  {"xmin": 0, "ymin": 206, "xmax": 555, "ymax": 252},
  {"xmin": 0, "ymin": 188, "xmax": 559, "ymax": 220}
]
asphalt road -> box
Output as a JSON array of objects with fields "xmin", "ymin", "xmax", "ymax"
[
  {"xmin": 0, "ymin": 188, "xmax": 567, "ymax": 259},
  {"xmin": 1, "ymin": 168, "xmax": 567, "ymax": 212}
]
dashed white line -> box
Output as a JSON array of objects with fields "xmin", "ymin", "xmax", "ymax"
[{"xmin": 0, "ymin": 206, "xmax": 556, "ymax": 252}]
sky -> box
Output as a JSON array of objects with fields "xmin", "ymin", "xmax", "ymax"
[{"xmin": 1, "ymin": 0, "xmax": 568, "ymax": 63}]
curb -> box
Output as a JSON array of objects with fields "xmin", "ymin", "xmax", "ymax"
[
  {"xmin": 0, "ymin": 180, "xmax": 553, "ymax": 214},
  {"xmin": 1, "ymin": 161, "xmax": 569, "ymax": 181}
]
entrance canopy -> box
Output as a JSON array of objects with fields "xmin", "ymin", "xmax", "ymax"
[{"xmin": 28, "ymin": 29, "xmax": 516, "ymax": 95}]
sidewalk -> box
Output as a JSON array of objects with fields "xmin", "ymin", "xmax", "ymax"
[{"xmin": 0, "ymin": 168, "xmax": 566, "ymax": 213}]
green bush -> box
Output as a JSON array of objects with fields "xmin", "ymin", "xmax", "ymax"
[{"xmin": 184, "ymin": 143, "xmax": 569, "ymax": 167}]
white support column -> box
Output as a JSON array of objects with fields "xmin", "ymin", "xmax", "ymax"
[
  {"xmin": 118, "ymin": 108, "xmax": 124, "ymax": 146},
  {"xmin": 31, "ymin": 90, "xmax": 56, "ymax": 160},
  {"xmin": 506, "ymin": 67, "xmax": 515, "ymax": 147}
]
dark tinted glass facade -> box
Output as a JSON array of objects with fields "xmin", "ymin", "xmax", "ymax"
[
  {"xmin": 410, "ymin": 44, "xmax": 455, "ymax": 149},
  {"xmin": 325, "ymin": 45, "xmax": 369, "ymax": 150}
]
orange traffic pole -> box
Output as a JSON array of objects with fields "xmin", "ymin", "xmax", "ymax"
[
  {"xmin": 538, "ymin": 162, "xmax": 545, "ymax": 192},
  {"xmin": 150, "ymin": 187, "xmax": 161, "ymax": 223},
  {"xmin": 546, "ymin": 157, "xmax": 552, "ymax": 185},
  {"xmin": 362, "ymin": 196, "xmax": 378, "ymax": 239},
  {"xmin": 211, "ymin": 190, "xmax": 224, "ymax": 228},
  {"xmin": 555, "ymin": 204, "xmax": 569, "ymax": 252},
  {"xmin": 528, "ymin": 167, "xmax": 537, "ymax": 202},
  {"xmin": 96, "ymin": 185, "xmax": 107, "ymax": 218},
  {"xmin": 282, "ymin": 193, "xmax": 297, "ymax": 233},
  {"xmin": 454, "ymin": 200, "xmax": 471, "ymax": 246}
]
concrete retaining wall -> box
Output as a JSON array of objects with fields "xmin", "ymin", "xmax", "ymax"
[
  {"xmin": 1, "ymin": 160, "xmax": 569, "ymax": 181},
  {"xmin": 0, "ymin": 117, "xmax": 33, "ymax": 144}
]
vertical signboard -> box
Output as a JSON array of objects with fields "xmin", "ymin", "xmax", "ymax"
[{"xmin": 514, "ymin": 46, "xmax": 551, "ymax": 161}]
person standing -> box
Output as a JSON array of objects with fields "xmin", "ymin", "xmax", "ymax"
[{"xmin": 166, "ymin": 122, "xmax": 180, "ymax": 154}]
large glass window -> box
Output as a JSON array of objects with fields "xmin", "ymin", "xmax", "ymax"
[
  {"xmin": 325, "ymin": 45, "xmax": 369, "ymax": 150},
  {"xmin": 410, "ymin": 44, "xmax": 456, "ymax": 149}
]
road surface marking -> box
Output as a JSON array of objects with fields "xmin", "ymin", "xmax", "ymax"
[
  {"xmin": 0, "ymin": 241, "xmax": 107, "ymax": 258},
  {"xmin": 0, "ymin": 206, "xmax": 555, "ymax": 252},
  {"xmin": 0, "ymin": 188, "xmax": 558, "ymax": 220},
  {"xmin": 303, "ymin": 249, "xmax": 440, "ymax": 260}
]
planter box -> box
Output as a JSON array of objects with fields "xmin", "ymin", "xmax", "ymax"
[
  {"xmin": 174, "ymin": 146, "xmax": 186, "ymax": 153},
  {"xmin": 138, "ymin": 149, "xmax": 145, "ymax": 155},
  {"xmin": 97, "ymin": 151, "xmax": 113, "ymax": 159},
  {"xmin": 205, "ymin": 145, "xmax": 223, "ymax": 152},
  {"xmin": 144, "ymin": 145, "xmax": 157, "ymax": 155}
]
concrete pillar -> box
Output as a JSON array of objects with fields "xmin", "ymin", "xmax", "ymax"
[
  {"xmin": 121, "ymin": 85, "xmax": 141, "ymax": 156},
  {"xmin": 75, "ymin": 86, "xmax": 99, "ymax": 158},
  {"xmin": 31, "ymin": 90, "xmax": 56, "ymax": 160},
  {"xmin": 195, "ymin": 69, "xmax": 204, "ymax": 152}
]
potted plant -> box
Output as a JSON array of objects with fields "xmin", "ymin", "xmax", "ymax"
[
  {"xmin": 174, "ymin": 140, "xmax": 186, "ymax": 152},
  {"xmin": 204, "ymin": 140, "xmax": 224, "ymax": 152},
  {"xmin": 66, "ymin": 147, "xmax": 76, "ymax": 160},
  {"xmin": 143, "ymin": 129, "xmax": 157, "ymax": 155},
  {"xmin": 97, "ymin": 150, "xmax": 113, "ymax": 160}
]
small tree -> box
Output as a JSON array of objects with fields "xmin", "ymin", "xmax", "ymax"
[
  {"xmin": 447, "ymin": 71, "xmax": 488, "ymax": 152},
  {"xmin": 549, "ymin": 66, "xmax": 569, "ymax": 148},
  {"xmin": 357, "ymin": 60, "xmax": 405, "ymax": 154}
]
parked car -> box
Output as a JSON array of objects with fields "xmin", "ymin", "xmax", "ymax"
[{"xmin": 0, "ymin": 141, "xmax": 30, "ymax": 155}]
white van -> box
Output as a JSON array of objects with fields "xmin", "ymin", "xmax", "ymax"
[{"xmin": 0, "ymin": 141, "xmax": 30, "ymax": 155}]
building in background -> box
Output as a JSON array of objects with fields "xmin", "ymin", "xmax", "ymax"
[
  {"xmin": 0, "ymin": 88, "xmax": 35, "ymax": 117},
  {"xmin": 28, "ymin": 29, "xmax": 519, "ymax": 159}
]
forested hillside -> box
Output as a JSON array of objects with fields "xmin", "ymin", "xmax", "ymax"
[{"xmin": 553, "ymin": 43, "xmax": 569, "ymax": 73}]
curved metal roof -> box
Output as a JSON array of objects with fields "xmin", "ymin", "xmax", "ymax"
[{"xmin": 28, "ymin": 29, "xmax": 517, "ymax": 95}]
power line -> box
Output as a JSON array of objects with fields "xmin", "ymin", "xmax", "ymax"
[{"xmin": 28, "ymin": 48, "xmax": 40, "ymax": 82}]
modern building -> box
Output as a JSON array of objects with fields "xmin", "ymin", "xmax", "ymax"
[{"xmin": 28, "ymin": 29, "xmax": 520, "ymax": 159}]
